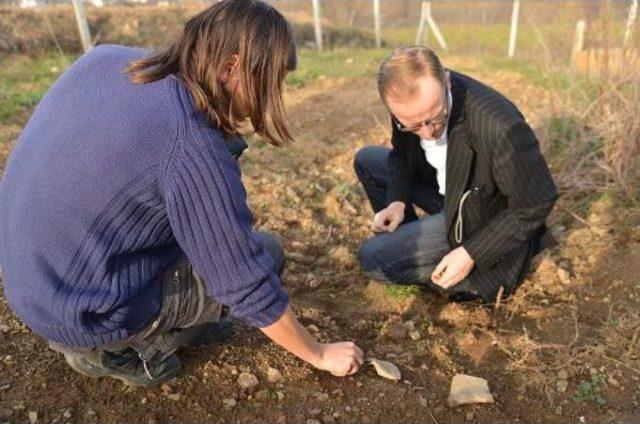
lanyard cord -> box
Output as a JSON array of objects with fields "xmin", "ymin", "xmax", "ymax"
[{"xmin": 454, "ymin": 188, "xmax": 476, "ymax": 244}]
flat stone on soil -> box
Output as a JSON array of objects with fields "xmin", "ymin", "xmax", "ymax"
[{"xmin": 448, "ymin": 374, "xmax": 495, "ymax": 407}]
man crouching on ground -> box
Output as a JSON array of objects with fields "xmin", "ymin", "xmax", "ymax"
[{"xmin": 354, "ymin": 46, "xmax": 558, "ymax": 303}]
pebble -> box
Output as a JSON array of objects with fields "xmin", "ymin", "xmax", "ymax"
[
  {"xmin": 255, "ymin": 389, "xmax": 270, "ymax": 401},
  {"xmin": 315, "ymin": 392, "xmax": 329, "ymax": 402},
  {"xmin": 466, "ymin": 412, "xmax": 474, "ymax": 421},
  {"xmin": 307, "ymin": 324, "xmax": 320, "ymax": 333},
  {"xmin": 167, "ymin": 394, "xmax": 181, "ymax": 401},
  {"xmin": 0, "ymin": 324, "xmax": 9, "ymax": 333},
  {"xmin": 28, "ymin": 411, "xmax": 38, "ymax": 424},
  {"xmin": 557, "ymin": 380, "xmax": 568, "ymax": 393},
  {"xmin": 309, "ymin": 408, "xmax": 321, "ymax": 416},
  {"xmin": 222, "ymin": 398, "xmax": 237, "ymax": 409},
  {"xmin": 555, "ymin": 406, "xmax": 563, "ymax": 415},
  {"xmin": 409, "ymin": 331, "xmax": 421, "ymax": 341},
  {"xmin": 238, "ymin": 373, "xmax": 259, "ymax": 390},
  {"xmin": 557, "ymin": 268, "xmax": 571, "ymax": 284},
  {"xmin": 386, "ymin": 321, "xmax": 407, "ymax": 342},
  {"xmin": 309, "ymin": 279, "xmax": 321, "ymax": 289},
  {"xmin": 267, "ymin": 367, "xmax": 283, "ymax": 383},
  {"xmin": 276, "ymin": 416, "xmax": 286, "ymax": 424},
  {"xmin": 558, "ymin": 370, "xmax": 569, "ymax": 380},
  {"xmin": 322, "ymin": 415, "xmax": 336, "ymax": 424},
  {"xmin": 63, "ymin": 409, "xmax": 72, "ymax": 419}
]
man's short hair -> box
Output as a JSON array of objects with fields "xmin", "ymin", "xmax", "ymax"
[{"xmin": 377, "ymin": 46, "xmax": 446, "ymax": 104}]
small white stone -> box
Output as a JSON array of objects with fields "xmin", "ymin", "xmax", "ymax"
[
  {"xmin": 237, "ymin": 373, "xmax": 259, "ymax": 390},
  {"xmin": 267, "ymin": 367, "xmax": 283, "ymax": 383},
  {"xmin": 28, "ymin": 411, "xmax": 38, "ymax": 424},
  {"xmin": 223, "ymin": 398, "xmax": 237, "ymax": 409}
]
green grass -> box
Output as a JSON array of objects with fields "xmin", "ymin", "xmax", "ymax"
[
  {"xmin": 0, "ymin": 52, "xmax": 76, "ymax": 125},
  {"xmin": 286, "ymin": 48, "xmax": 392, "ymax": 88},
  {"xmin": 384, "ymin": 284, "xmax": 422, "ymax": 299},
  {"xmin": 573, "ymin": 373, "xmax": 607, "ymax": 406}
]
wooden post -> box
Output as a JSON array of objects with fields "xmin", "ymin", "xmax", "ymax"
[
  {"xmin": 415, "ymin": 1, "xmax": 428, "ymax": 45},
  {"xmin": 71, "ymin": 0, "xmax": 92, "ymax": 53},
  {"xmin": 373, "ymin": 0, "xmax": 381, "ymax": 48},
  {"xmin": 312, "ymin": 0, "xmax": 323, "ymax": 51},
  {"xmin": 425, "ymin": 2, "xmax": 447, "ymax": 50},
  {"xmin": 508, "ymin": 0, "xmax": 520, "ymax": 58},
  {"xmin": 601, "ymin": 0, "xmax": 611, "ymax": 81},
  {"xmin": 624, "ymin": 0, "xmax": 638, "ymax": 48},
  {"xmin": 572, "ymin": 20, "xmax": 586, "ymax": 58}
]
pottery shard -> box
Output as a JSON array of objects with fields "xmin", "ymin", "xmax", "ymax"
[
  {"xmin": 447, "ymin": 374, "xmax": 495, "ymax": 407},
  {"xmin": 368, "ymin": 358, "xmax": 401, "ymax": 381}
]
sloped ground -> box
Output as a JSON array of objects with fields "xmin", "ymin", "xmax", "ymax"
[{"xmin": 0, "ymin": 56, "xmax": 638, "ymax": 424}]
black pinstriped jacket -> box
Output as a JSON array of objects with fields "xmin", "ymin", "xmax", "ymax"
[{"xmin": 387, "ymin": 71, "xmax": 558, "ymax": 302}]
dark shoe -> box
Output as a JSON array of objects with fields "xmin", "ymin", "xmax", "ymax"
[
  {"xmin": 65, "ymin": 348, "xmax": 182, "ymax": 387},
  {"xmin": 99, "ymin": 348, "xmax": 182, "ymax": 387},
  {"xmin": 449, "ymin": 290, "xmax": 483, "ymax": 303},
  {"xmin": 190, "ymin": 316, "xmax": 236, "ymax": 346}
]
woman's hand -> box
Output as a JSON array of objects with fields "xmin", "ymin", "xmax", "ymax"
[
  {"xmin": 260, "ymin": 306, "xmax": 364, "ymax": 377},
  {"xmin": 314, "ymin": 342, "xmax": 364, "ymax": 376}
]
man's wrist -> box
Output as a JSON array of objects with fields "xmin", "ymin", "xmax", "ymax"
[{"xmin": 388, "ymin": 201, "xmax": 405, "ymax": 212}]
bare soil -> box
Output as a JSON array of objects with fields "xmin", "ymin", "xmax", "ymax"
[{"xmin": 1, "ymin": 57, "xmax": 639, "ymax": 424}]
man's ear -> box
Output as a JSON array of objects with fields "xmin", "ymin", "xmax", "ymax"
[
  {"xmin": 219, "ymin": 55, "xmax": 239, "ymax": 84},
  {"xmin": 445, "ymin": 70, "xmax": 451, "ymax": 91}
]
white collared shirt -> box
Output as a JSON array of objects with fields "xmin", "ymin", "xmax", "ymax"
[{"xmin": 420, "ymin": 89, "xmax": 452, "ymax": 195}]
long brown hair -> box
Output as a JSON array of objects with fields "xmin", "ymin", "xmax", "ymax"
[{"xmin": 125, "ymin": 0, "xmax": 296, "ymax": 146}]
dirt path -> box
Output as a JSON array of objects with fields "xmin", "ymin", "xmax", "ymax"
[{"xmin": 1, "ymin": 62, "xmax": 638, "ymax": 424}]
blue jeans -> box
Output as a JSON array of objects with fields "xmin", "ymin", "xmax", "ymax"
[{"xmin": 354, "ymin": 146, "xmax": 474, "ymax": 294}]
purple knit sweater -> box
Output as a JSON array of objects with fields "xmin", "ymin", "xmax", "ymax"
[{"xmin": 0, "ymin": 45, "xmax": 288, "ymax": 347}]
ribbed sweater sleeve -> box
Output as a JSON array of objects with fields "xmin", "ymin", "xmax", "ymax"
[{"xmin": 164, "ymin": 123, "xmax": 288, "ymax": 328}]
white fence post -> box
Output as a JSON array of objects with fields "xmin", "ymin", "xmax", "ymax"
[
  {"xmin": 425, "ymin": 2, "xmax": 447, "ymax": 50},
  {"xmin": 572, "ymin": 20, "xmax": 586, "ymax": 57},
  {"xmin": 624, "ymin": 0, "xmax": 638, "ymax": 48},
  {"xmin": 312, "ymin": 0, "xmax": 323, "ymax": 51},
  {"xmin": 71, "ymin": 0, "xmax": 92, "ymax": 53},
  {"xmin": 415, "ymin": 1, "xmax": 428, "ymax": 45},
  {"xmin": 373, "ymin": 0, "xmax": 381, "ymax": 48},
  {"xmin": 508, "ymin": 0, "xmax": 520, "ymax": 58}
]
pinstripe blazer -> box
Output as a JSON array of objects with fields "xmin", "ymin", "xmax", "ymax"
[{"xmin": 387, "ymin": 71, "xmax": 558, "ymax": 302}]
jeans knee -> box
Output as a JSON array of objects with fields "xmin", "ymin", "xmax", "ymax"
[
  {"xmin": 357, "ymin": 238, "xmax": 382, "ymax": 271},
  {"xmin": 353, "ymin": 146, "xmax": 377, "ymax": 179}
]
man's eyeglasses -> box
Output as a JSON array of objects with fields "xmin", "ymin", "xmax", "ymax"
[{"xmin": 393, "ymin": 93, "xmax": 450, "ymax": 134}]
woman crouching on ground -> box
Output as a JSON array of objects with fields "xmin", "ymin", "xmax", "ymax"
[{"xmin": 0, "ymin": 0, "xmax": 362, "ymax": 386}]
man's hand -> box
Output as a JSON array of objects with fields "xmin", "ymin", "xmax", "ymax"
[
  {"xmin": 372, "ymin": 201, "xmax": 405, "ymax": 233},
  {"xmin": 431, "ymin": 246, "xmax": 475, "ymax": 289}
]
